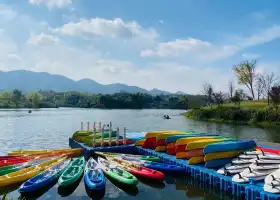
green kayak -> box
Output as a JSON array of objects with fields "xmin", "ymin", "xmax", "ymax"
[
  {"xmin": 58, "ymin": 157, "xmax": 86, "ymax": 187},
  {"xmin": 95, "ymin": 152, "xmax": 161, "ymax": 162},
  {"xmin": 0, "ymin": 162, "xmax": 30, "ymax": 176},
  {"xmin": 98, "ymin": 157, "xmax": 138, "ymax": 185}
]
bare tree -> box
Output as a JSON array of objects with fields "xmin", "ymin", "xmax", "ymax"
[
  {"xmin": 255, "ymin": 76, "xmax": 264, "ymax": 100},
  {"xmin": 233, "ymin": 60, "xmax": 257, "ymax": 100},
  {"xmin": 202, "ymin": 83, "xmax": 214, "ymax": 106},
  {"xmin": 212, "ymin": 91, "xmax": 226, "ymax": 107},
  {"xmin": 228, "ymin": 80, "xmax": 235, "ymax": 100},
  {"xmin": 258, "ymin": 72, "xmax": 279, "ymax": 105}
]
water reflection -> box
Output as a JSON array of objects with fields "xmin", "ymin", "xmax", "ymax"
[{"xmin": 58, "ymin": 176, "xmax": 83, "ymax": 197}]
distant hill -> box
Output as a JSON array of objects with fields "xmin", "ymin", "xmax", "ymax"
[{"xmin": 0, "ymin": 70, "xmax": 173, "ymax": 95}]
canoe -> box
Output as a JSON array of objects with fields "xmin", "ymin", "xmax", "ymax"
[
  {"xmin": 98, "ymin": 157, "xmax": 138, "ymax": 185},
  {"xmin": 135, "ymin": 139, "xmax": 146, "ymax": 146},
  {"xmin": 186, "ymin": 138, "xmax": 235, "ymax": 151},
  {"xmin": 58, "ymin": 157, "xmax": 86, "ymax": 187},
  {"xmin": 18, "ymin": 158, "xmax": 70, "ymax": 193},
  {"xmin": 141, "ymin": 161, "xmax": 185, "ymax": 173},
  {"xmin": 205, "ymin": 158, "xmax": 233, "ymax": 168},
  {"xmin": 110, "ymin": 157, "xmax": 164, "ymax": 182},
  {"xmin": 188, "ymin": 156, "xmax": 204, "ymax": 165},
  {"xmin": 176, "ymin": 152, "xmax": 187, "ymax": 159},
  {"xmin": 204, "ymin": 150, "xmax": 245, "ymax": 161},
  {"xmin": 9, "ymin": 148, "xmax": 83, "ymax": 156},
  {"xmin": 186, "ymin": 149, "xmax": 204, "ymax": 159},
  {"xmin": 176, "ymin": 136, "xmax": 224, "ymax": 146},
  {"xmin": 0, "ymin": 156, "xmax": 65, "ymax": 187},
  {"xmin": 165, "ymin": 133, "xmax": 220, "ymax": 144},
  {"xmin": 84, "ymin": 158, "xmax": 105, "ymax": 190},
  {"xmin": 203, "ymin": 140, "xmax": 256, "ymax": 154},
  {"xmin": 155, "ymin": 146, "xmax": 167, "ymax": 152}
]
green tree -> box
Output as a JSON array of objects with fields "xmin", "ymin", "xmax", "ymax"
[
  {"xmin": 233, "ymin": 60, "xmax": 256, "ymax": 100},
  {"xmin": 30, "ymin": 92, "xmax": 41, "ymax": 108},
  {"xmin": 269, "ymin": 85, "xmax": 280, "ymax": 111},
  {"xmin": 11, "ymin": 89, "xmax": 23, "ymax": 108},
  {"xmin": 0, "ymin": 92, "xmax": 11, "ymax": 104}
]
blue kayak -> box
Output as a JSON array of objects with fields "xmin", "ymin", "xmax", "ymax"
[
  {"xmin": 18, "ymin": 159, "xmax": 71, "ymax": 193},
  {"xmin": 84, "ymin": 158, "xmax": 105, "ymax": 190},
  {"xmin": 205, "ymin": 158, "xmax": 233, "ymax": 168},
  {"xmin": 165, "ymin": 133, "xmax": 220, "ymax": 144},
  {"xmin": 203, "ymin": 140, "xmax": 256, "ymax": 154},
  {"xmin": 141, "ymin": 161, "xmax": 185, "ymax": 173}
]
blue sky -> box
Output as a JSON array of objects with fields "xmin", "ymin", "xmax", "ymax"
[{"xmin": 0, "ymin": 0, "xmax": 280, "ymax": 94}]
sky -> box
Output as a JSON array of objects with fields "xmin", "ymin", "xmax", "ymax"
[{"xmin": 0, "ymin": 0, "xmax": 280, "ymax": 94}]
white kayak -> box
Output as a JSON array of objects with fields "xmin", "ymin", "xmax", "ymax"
[
  {"xmin": 231, "ymin": 158, "xmax": 256, "ymax": 165},
  {"xmin": 217, "ymin": 167, "xmax": 246, "ymax": 176},
  {"xmin": 251, "ymin": 159, "xmax": 280, "ymax": 164},
  {"xmin": 265, "ymin": 170, "xmax": 280, "ymax": 186},
  {"xmin": 243, "ymin": 151, "xmax": 265, "ymax": 155},
  {"xmin": 249, "ymin": 162, "xmax": 280, "ymax": 170},
  {"xmin": 224, "ymin": 163, "xmax": 251, "ymax": 170},
  {"xmin": 264, "ymin": 184, "xmax": 280, "ymax": 194},
  {"xmin": 256, "ymin": 154, "xmax": 280, "ymax": 160}
]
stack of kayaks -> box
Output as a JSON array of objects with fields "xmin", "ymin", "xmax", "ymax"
[
  {"xmin": 203, "ymin": 140, "xmax": 256, "ymax": 168},
  {"xmin": 165, "ymin": 133, "xmax": 220, "ymax": 155},
  {"xmin": 73, "ymin": 130, "xmax": 118, "ymax": 143},
  {"xmin": 155, "ymin": 131, "xmax": 195, "ymax": 152},
  {"xmin": 142, "ymin": 130, "xmax": 182, "ymax": 149},
  {"xmin": 175, "ymin": 136, "xmax": 231, "ymax": 160}
]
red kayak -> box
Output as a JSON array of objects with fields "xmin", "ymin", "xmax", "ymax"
[
  {"xmin": 256, "ymin": 146, "xmax": 280, "ymax": 155},
  {"xmin": 175, "ymin": 144, "xmax": 186, "ymax": 153},
  {"xmin": 142, "ymin": 138, "xmax": 157, "ymax": 149},
  {"xmin": 0, "ymin": 156, "xmax": 28, "ymax": 161},
  {"xmin": 0, "ymin": 159, "xmax": 28, "ymax": 167}
]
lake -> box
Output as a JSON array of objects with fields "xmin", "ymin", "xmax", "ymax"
[{"xmin": 0, "ymin": 108, "xmax": 279, "ymax": 200}]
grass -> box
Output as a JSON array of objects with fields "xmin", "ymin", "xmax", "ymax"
[{"xmin": 203, "ymin": 100, "xmax": 268, "ymax": 109}]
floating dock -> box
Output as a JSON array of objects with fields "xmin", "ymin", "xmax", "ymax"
[{"xmin": 69, "ymin": 138, "xmax": 280, "ymax": 200}]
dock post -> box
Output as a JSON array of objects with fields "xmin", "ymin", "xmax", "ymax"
[
  {"xmin": 116, "ymin": 127, "xmax": 119, "ymax": 146},
  {"xmin": 101, "ymin": 127, "xmax": 104, "ymax": 147},
  {"xmin": 81, "ymin": 122, "xmax": 84, "ymax": 130},
  {"xmin": 93, "ymin": 122, "xmax": 96, "ymax": 148},
  {"xmin": 124, "ymin": 127, "xmax": 127, "ymax": 145},
  {"xmin": 109, "ymin": 121, "xmax": 112, "ymax": 146},
  {"xmin": 99, "ymin": 122, "xmax": 102, "ymax": 132},
  {"xmin": 87, "ymin": 122, "xmax": 90, "ymax": 131},
  {"xmin": 93, "ymin": 122, "xmax": 96, "ymax": 132}
]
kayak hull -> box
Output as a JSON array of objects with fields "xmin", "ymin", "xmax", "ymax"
[{"xmin": 84, "ymin": 158, "xmax": 105, "ymax": 190}]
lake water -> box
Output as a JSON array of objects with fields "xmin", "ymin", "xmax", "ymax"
[{"xmin": 0, "ymin": 108, "xmax": 279, "ymax": 200}]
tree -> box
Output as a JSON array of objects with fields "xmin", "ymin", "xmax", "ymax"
[
  {"xmin": 228, "ymin": 80, "xmax": 235, "ymax": 100},
  {"xmin": 258, "ymin": 72, "xmax": 279, "ymax": 105},
  {"xmin": 255, "ymin": 75, "xmax": 264, "ymax": 100},
  {"xmin": 269, "ymin": 85, "xmax": 280, "ymax": 110},
  {"xmin": 233, "ymin": 60, "xmax": 257, "ymax": 100},
  {"xmin": 31, "ymin": 92, "xmax": 41, "ymax": 108},
  {"xmin": 212, "ymin": 91, "xmax": 226, "ymax": 107},
  {"xmin": 11, "ymin": 89, "xmax": 23, "ymax": 108},
  {"xmin": 202, "ymin": 83, "xmax": 214, "ymax": 106},
  {"xmin": 0, "ymin": 92, "xmax": 11, "ymax": 104}
]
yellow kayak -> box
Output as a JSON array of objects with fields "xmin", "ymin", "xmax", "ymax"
[
  {"xmin": 0, "ymin": 156, "xmax": 67, "ymax": 187},
  {"xmin": 176, "ymin": 152, "xmax": 187, "ymax": 159},
  {"xmin": 176, "ymin": 137, "xmax": 217, "ymax": 146},
  {"xmin": 145, "ymin": 130, "xmax": 181, "ymax": 139},
  {"xmin": 156, "ymin": 132, "xmax": 193, "ymax": 142},
  {"xmin": 204, "ymin": 150, "xmax": 245, "ymax": 161},
  {"xmin": 186, "ymin": 139, "xmax": 233, "ymax": 151},
  {"xmin": 155, "ymin": 146, "xmax": 167, "ymax": 152},
  {"xmin": 135, "ymin": 139, "xmax": 146, "ymax": 146},
  {"xmin": 8, "ymin": 148, "xmax": 82, "ymax": 156},
  {"xmin": 188, "ymin": 156, "xmax": 204, "ymax": 165}
]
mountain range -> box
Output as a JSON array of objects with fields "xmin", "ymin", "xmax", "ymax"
[{"xmin": 0, "ymin": 70, "xmax": 185, "ymax": 95}]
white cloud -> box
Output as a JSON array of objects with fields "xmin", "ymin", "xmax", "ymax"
[
  {"xmin": 27, "ymin": 33, "xmax": 61, "ymax": 46},
  {"xmin": 242, "ymin": 53, "xmax": 260, "ymax": 59},
  {"xmin": 28, "ymin": 0, "xmax": 72, "ymax": 8},
  {"xmin": 0, "ymin": 4, "xmax": 17, "ymax": 20},
  {"xmin": 159, "ymin": 20, "xmax": 164, "ymax": 24},
  {"xmin": 141, "ymin": 38, "xmax": 239, "ymax": 61},
  {"xmin": 52, "ymin": 18, "xmax": 158, "ymax": 40}
]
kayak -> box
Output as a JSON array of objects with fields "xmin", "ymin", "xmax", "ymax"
[
  {"xmin": 141, "ymin": 161, "xmax": 185, "ymax": 173},
  {"xmin": 186, "ymin": 149, "xmax": 204, "ymax": 159},
  {"xmin": 204, "ymin": 140, "xmax": 256, "ymax": 154},
  {"xmin": 264, "ymin": 184, "xmax": 280, "ymax": 194},
  {"xmin": 204, "ymin": 150, "xmax": 245, "ymax": 161},
  {"xmin": 165, "ymin": 133, "xmax": 220, "ymax": 144},
  {"xmin": 186, "ymin": 138, "xmax": 235, "ymax": 151},
  {"xmin": 0, "ymin": 156, "xmax": 28, "ymax": 161},
  {"xmin": 256, "ymin": 146, "xmax": 280, "ymax": 155},
  {"xmin": 84, "ymin": 158, "xmax": 105, "ymax": 190},
  {"xmin": 98, "ymin": 157, "xmax": 138, "ymax": 185},
  {"xmin": 188, "ymin": 156, "xmax": 204, "ymax": 165},
  {"xmin": 155, "ymin": 146, "xmax": 167, "ymax": 152},
  {"xmin": 156, "ymin": 132, "xmax": 195, "ymax": 146},
  {"xmin": 0, "ymin": 156, "xmax": 65, "ymax": 187},
  {"xmin": 110, "ymin": 157, "xmax": 164, "ymax": 182},
  {"xmin": 135, "ymin": 139, "xmax": 146, "ymax": 146},
  {"xmin": 18, "ymin": 158, "xmax": 70, "ymax": 193},
  {"xmin": 176, "ymin": 136, "xmax": 225, "ymax": 146},
  {"xmin": 95, "ymin": 152, "xmax": 161, "ymax": 162},
  {"xmin": 265, "ymin": 170, "xmax": 280, "ymax": 185},
  {"xmin": 176, "ymin": 152, "xmax": 187, "ymax": 159},
  {"xmin": 0, "ymin": 159, "xmax": 29, "ymax": 168},
  {"xmin": 58, "ymin": 157, "xmax": 86, "ymax": 187},
  {"xmin": 232, "ymin": 168, "xmax": 277, "ymax": 183},
  {"xmin": 9, "ymin": 148, "xmax": 83, "ymax": 156},
  {"xmin": 205, "ymin": 158, "xmax": 233, "ymax": 168}
]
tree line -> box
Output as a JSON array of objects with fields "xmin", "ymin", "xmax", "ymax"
[
  {"xmin": 202, "ymin": 60, "xmax": 280, "ymax": 109},
  {"xmin": 0, "ymin": 89, "xmax": 204, "ymax": 109}
]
